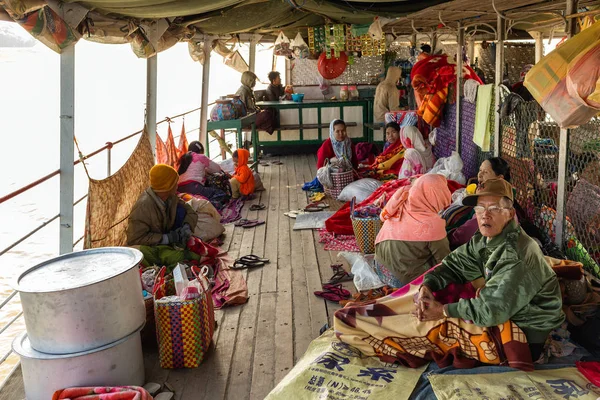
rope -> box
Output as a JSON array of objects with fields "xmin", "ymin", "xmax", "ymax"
[{"xmin": 73, "ymin": 135, "xmax": 92, "ymax": 180}]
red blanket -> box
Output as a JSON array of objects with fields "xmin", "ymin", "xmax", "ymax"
[{"xmin": 326, "ymin": 177, "xmax": 465, "ymax": 235}]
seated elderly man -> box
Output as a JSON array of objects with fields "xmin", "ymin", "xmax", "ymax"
[
  {"xmin": 416, "ymin": 178, "xmax": 564, "ymax": 360},
  {"xmin": 334, "ymin": 178, "xmax": 564, "ymax": 369},
  {"xmin": 127, "ymin": 164, "xmax": 197, "ymax": 248}
]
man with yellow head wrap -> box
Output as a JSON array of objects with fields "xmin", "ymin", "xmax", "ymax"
[{"xmin": 126, "ymin": 164, "xmax": 198, "ymax": 247}]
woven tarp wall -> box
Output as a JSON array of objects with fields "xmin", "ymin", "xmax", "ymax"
[{"xmin": 84, "ymin": 129, "xmax": 155, "ymax": 248}]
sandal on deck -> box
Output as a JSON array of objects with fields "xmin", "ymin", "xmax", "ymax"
[
  {"xmin": 314, "ymin": 290, "xmax": 346, "ymax": 303},
  {"xmin": 322, "ymin": 284, "xmax": 351, "ymax": 298},
  {"xmin": 250, "ymin": 203, "xmax": 266, "ymax": 211},
  {"xmin": 234, "ymin": 218, "xmax": 256, "ymax": 227},
  {"xmin": 238, "ymin": 255, "xmax": 270, "ymax": 263},
  {"xmin": 232, "ymin": 259, "xmax": 266, "ymax": 269},
  {"xmin": 243, "ymin": 220, "xmax": 265, "ymax": 228},
  {"xmin": 284, "ymin": 210, "xmax": 305, "ymax": 218},
  {"xmin": 325, "ymin": 265, "xmax": 354, "ymax": 284}
]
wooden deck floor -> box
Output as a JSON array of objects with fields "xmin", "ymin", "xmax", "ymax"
[{"xmin": 0, "ymin": 154, "xmax": 355, "ymax": 400}]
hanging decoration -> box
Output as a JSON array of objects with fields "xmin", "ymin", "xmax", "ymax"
[{"xmin": 317, "ymin": 50, "xmax": 348, "ymax": 79}]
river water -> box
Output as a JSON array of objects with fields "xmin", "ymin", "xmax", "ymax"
[{"xmin": 0, "ymin": 21, "xmax": 283, "ymax": 382}]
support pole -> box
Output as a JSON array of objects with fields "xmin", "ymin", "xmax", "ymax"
[
  {"xmin": 431, "ymin": 31, "xmax": 437, "ymax": 53},
  {"xmin": 455, "ymin": 26, "xmax": 464, "ymax": 155},
  {"xmin": 531, "ymin": 31, "xmax": 544, "ymax": 63},
  {"xmin": 555, "ymin": 0, "xmax": 579, "ymax": 247},
  {"xmin": 249, "ymin": 39, "xmax": 257, "ymax": 73},
  {"xmin": 493, "ymin": 15, "xmax": 505, "ymax": 157},
  {"xmin": 145, "ymin": 55, "xmax": 158, "ymax": 156},
  {"xmin": 467, "ymin": 38, "xmax": 475, "ymax": 66},
  {"xmin": 200, "ymin": 38, "xmax": 211, "ymax": 147},
  {"xmin": 59, "ymin": 46, "xmax": 75, "ymax": 255}
]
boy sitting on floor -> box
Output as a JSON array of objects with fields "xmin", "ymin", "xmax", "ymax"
[{"xmin": 230, "ymin": 149, "xmax": 255, "ymax": 199}]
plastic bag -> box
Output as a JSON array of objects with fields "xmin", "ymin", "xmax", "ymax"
[
  {"xmin": 339, "ymin": 252, "xmax": 384, "ymax": 291},
  {"xmin": 338, "ymin": 178, "xmax": 383, "ymax": 203},
  {"xmin": 274, "ymin": 31, "xmax": 292, "ymax": 57},
  {"xmin": 291, "ymin": 32, "xmax": 309, "ymax": 59},
  {"xmin": 427, "ymin": 151, "xmax": 466, "ymax": 184},
  {"xmin": 524, "ymin": 20, "xmax": 600, "ymax": 127}
]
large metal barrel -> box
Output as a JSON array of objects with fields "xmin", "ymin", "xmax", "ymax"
[{"xmin": 14, "ymin": 247, "xmax": 145, "ymax": 354}]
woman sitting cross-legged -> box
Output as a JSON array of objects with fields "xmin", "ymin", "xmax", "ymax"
[
  {"xmin": 177, "ymin": 140, "xmax": 230, "ymax": 209},
  {"xmin": 316, "ymin": 119, "xmax": 358, "ymax": 169},
  {"xmin": 375, "ymin": 174, "xmax": 452, "ymax": 286}
]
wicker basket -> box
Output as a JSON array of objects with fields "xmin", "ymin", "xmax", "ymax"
[
  {"xmin": 350, "ymin": 197, "xmax": 382, "ymax": 255},
  {"xmin": 324, "ymin": 170, "xmax": 354, "ymax": 199}
]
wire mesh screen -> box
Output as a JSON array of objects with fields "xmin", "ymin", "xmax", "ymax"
[
  {"xmin": 460, "ymin": 99, "xmax": 479, "ymax": 180},
  {"xmin": 432, "ymin": 102, "xmax": 456, "ymax": 160},
  {"xmin": 564, "ymin": 117, "xmax": 600, "ymax": 276},
  {"xmin": 499, "ymin": 89, "xmax": 559, "ymax": 239}
]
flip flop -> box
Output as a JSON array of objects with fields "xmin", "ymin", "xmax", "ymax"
[
  {"xmin": 250, "ymin": 203, "xmax": 266, "ymax": 211},
  {"xmin": 314, "ymin": 290, "xmax": 345, "ymax": 303},
  {"xmin": 322, "ymin": 283, "xmax": 352, "ymax": 298},
  {"xmin": 243, "ymin": 220, "xmax": 265, "ymax": 228},
  {"xmin": 238, "ymin": 255, "xmax": 270, "ymax": 263},
  {"xmin": 284, "ymin": 210, "xmax": 306, "ymax": 218},
  {"xmin": 232, "ymin": 259, "xmax": 266, "ymax": 269},
  {"xmin": 271, "ymin": 160, "xmax": 284, "ymax": 165},
  {"xmin": 325, "ymin": 266, "xmax": 354, "ymax": 284},
  {"xmin": 304, "ymin": 204, "xmax": 323, "ymax": 212},
  {"xmin": 234, "ymin": 218, "xmax": 255, "ymax": 227}
]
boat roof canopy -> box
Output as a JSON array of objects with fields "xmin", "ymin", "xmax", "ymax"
[{"xmin": 1, "ymin": 0, "xmax": 599, "ymax": 56}]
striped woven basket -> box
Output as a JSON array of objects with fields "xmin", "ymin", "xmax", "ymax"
[
  {"xmin": 350, "ymin": 197, "xmax": 382, "ymax": 255},
  {"xmin": 324, "ymin": 170, "xmax": 354, "ymax": 199},
  {"xmin": 154, "ymin": 268, "xmax": 214, "ymax": 369}
]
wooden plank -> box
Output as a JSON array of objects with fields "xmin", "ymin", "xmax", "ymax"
[
  {"xmin": 298, "ymin": 154, "xmax": 329, "ymax": 339},
  {"xmin": 274, "ymin": 157, "xmax": 294, "ymax": 384},
  {"xmin": 185, "ymin": 180, "xmax": 266, "ymax": 400},
  {"xmin": 225, "ymin": 165, "xmax": 273, "ymax": 399},
  {"xmin": 249, "ymin": 292, "xmax": 277, "ymax": 400},
  {"xmin": 291, "ymin": 155, "xmax": 315, "ymax": 362},
  {"xmin": 261, "ymin": 160, "xmax": 280, "ymax": 293}
]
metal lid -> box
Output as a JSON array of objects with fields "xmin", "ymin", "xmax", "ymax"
[
  {"xmin": 12, "ymin": 322, "xmax": 144, "ymax": 359},
  {"xmin": 14, "ymin": 247, "xmax": 143, "ymax": 293}
]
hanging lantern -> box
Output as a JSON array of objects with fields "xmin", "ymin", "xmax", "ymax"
[{"xmin": 317, "ymin": 50, "xmax": 348, "ymax": 79}]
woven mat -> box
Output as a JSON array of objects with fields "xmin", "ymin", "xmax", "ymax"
[{"xmin": 318, "ymin": 228, "xmax": 360, "ymax": 252}]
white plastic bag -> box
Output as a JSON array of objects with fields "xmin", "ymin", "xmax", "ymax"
[
  {"xmin": 338, "ymin": 178, "xmax": 383, "ymax": 203},
  {"xmin": 274, "ymin": 31, "xmax": 292, "ymax": 57},
  {"xmin": 427, "ymin": 151, "xmax": 466, "ymax": 184},
  {"xmin": 339, "ymin": 252, "xmax": 384, "ymax": 291},
  {"xmin": 291, "ymin": 32, "xmax": 309, "ymax": 59}
]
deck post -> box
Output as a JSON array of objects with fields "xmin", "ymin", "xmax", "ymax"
[
  {"xmin": 555, "ymin": 0, "xmax": 578, "ymax": 247},
  {"xmin": 249, "ymin": 37, "xmax": 257, "ymax": 73},
  {"xmin": 467, "ymin": 37, "xmax": 475, "ymax": 66},
  {"xmin": 200, "ymin": 38, "xmax": 211, "ymax": 147},
  {"xmin": 531, "ymin": 31, "xmax": 544, "ymax": 63},
  {"xmin": 493, "ymin": 15, "xmax": 505, "ymax": 157},
  {"xmin": 431, "ymin": 31, "xmax": 437, "ymax": 53},
  {"xmin": 59, "ymin": 45, "xmax": 75, "ymax": 255},
  {"xmin": 146, "ymin": 55, "xmax": 158, "ymax": 156},
  {"xmin": 455, "ymin": 26, "xmax": 464, "ymax": 155}
]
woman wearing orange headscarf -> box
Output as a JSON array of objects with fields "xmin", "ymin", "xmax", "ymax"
[{"xmin": 374, "ymin": 174, "xmax": 452, "ymax": 284}]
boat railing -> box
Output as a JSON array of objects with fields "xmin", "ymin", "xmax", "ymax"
[{"xmin": 0, "ymin": 104, "xmax": 234, "ymax": 388}]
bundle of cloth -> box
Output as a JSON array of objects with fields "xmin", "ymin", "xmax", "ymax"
[
  {"xmin": 325, "ymin": 176, "xmax": 464, "ymax": 235},
  {"xmin": 411, "ymin": 54, "xmax": 483, "ymax": 127}
]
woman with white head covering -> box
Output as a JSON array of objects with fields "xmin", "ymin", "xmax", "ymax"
[
  {"xmin": 316, "ymin": 119, "xmax": 358, "ymax": 169},
  {"xmin": 398, "ymin": 125, "xmax": 435, "ymax": 178}
]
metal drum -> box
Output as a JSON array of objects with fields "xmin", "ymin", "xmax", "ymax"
[
  {"xmin": 14, "ymin": 247, "xmax": 145, "ymax": 354},
  {"xmin": 13, "ymin": 324, "xmax": 145, "ymax": 400}
]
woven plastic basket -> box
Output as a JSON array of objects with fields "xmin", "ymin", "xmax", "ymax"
[
  {"xmin": 350, "ymin": 197, "xmax": 382, "ymax": 254},
  {"xmin": 324, "ymin": 170, "xmax": 354, "ymax": 199}
]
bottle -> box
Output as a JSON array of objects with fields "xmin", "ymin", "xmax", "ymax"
[
  {"xmin": 340, "ymin": 85, "xmax": 349, "ymax": 100},
  {"xmin": 349, "ymin": 85, "xmax": 359, "ymax": 100}
]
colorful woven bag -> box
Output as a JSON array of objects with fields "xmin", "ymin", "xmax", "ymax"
[
  {"xmin": 154, "ymin": 266, "xmax": 214, "ymax": 369},
  {"xmin": 350, "ymin": 197, "xmax": 382, "ymax": 254}
]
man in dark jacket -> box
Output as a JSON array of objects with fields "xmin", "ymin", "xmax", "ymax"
[{"xmin": 264, "ymin": 71, "xmax": 284, "ymax": 101}]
